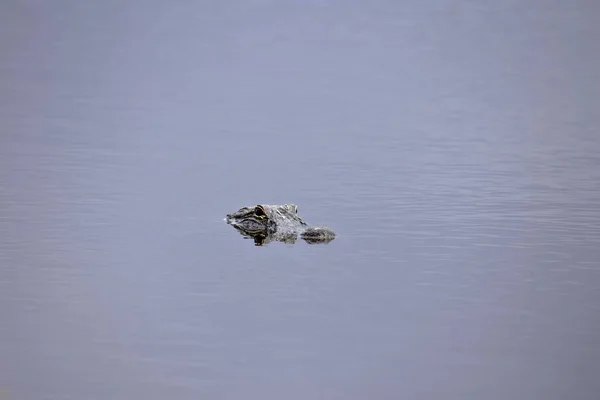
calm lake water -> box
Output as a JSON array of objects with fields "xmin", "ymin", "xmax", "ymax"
[{"xmin": 1, "ymin": 1, "xmax": 599, "ymax": 399}]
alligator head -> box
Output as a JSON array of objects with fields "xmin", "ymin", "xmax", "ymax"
[
  {"xmin": 225, "ymin": 204, "xmax": 335, "ymax": 246},
  {"xmin": 226, "ymin": 204, "xmax": 288, "ymax": 233}
]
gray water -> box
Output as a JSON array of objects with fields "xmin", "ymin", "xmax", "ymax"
[{"xmin": 1, "ymin": 1, "xmax": 599, "ymax": 399}]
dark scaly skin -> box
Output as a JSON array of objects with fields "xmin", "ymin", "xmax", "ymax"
[{"xmin": 226, "ymin": 204, "xmax": 335, "ymax": 246}]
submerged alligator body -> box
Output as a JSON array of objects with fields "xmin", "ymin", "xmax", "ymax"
[{"xmin": 226, "ymin": 204, "xmax": 335, "ymax": 246}]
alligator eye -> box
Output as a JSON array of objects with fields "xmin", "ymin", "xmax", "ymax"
[{"xmin": 254, "ymin": 205, "xmax": 267, "ymax": 217}]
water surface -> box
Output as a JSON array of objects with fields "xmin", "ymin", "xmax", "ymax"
[{"xmin": 1, "ymin": 1, "xmax": 599, "ymax": 399}]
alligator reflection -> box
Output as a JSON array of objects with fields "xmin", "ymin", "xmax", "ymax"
[{"xmin": 228, "ymin": 223, "xmax": 335, "ymax": 246}]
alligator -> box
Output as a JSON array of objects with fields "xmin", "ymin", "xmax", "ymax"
[{"xmin": 226, "ymin": 204, "xmax": 336, "ymax": 246}]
